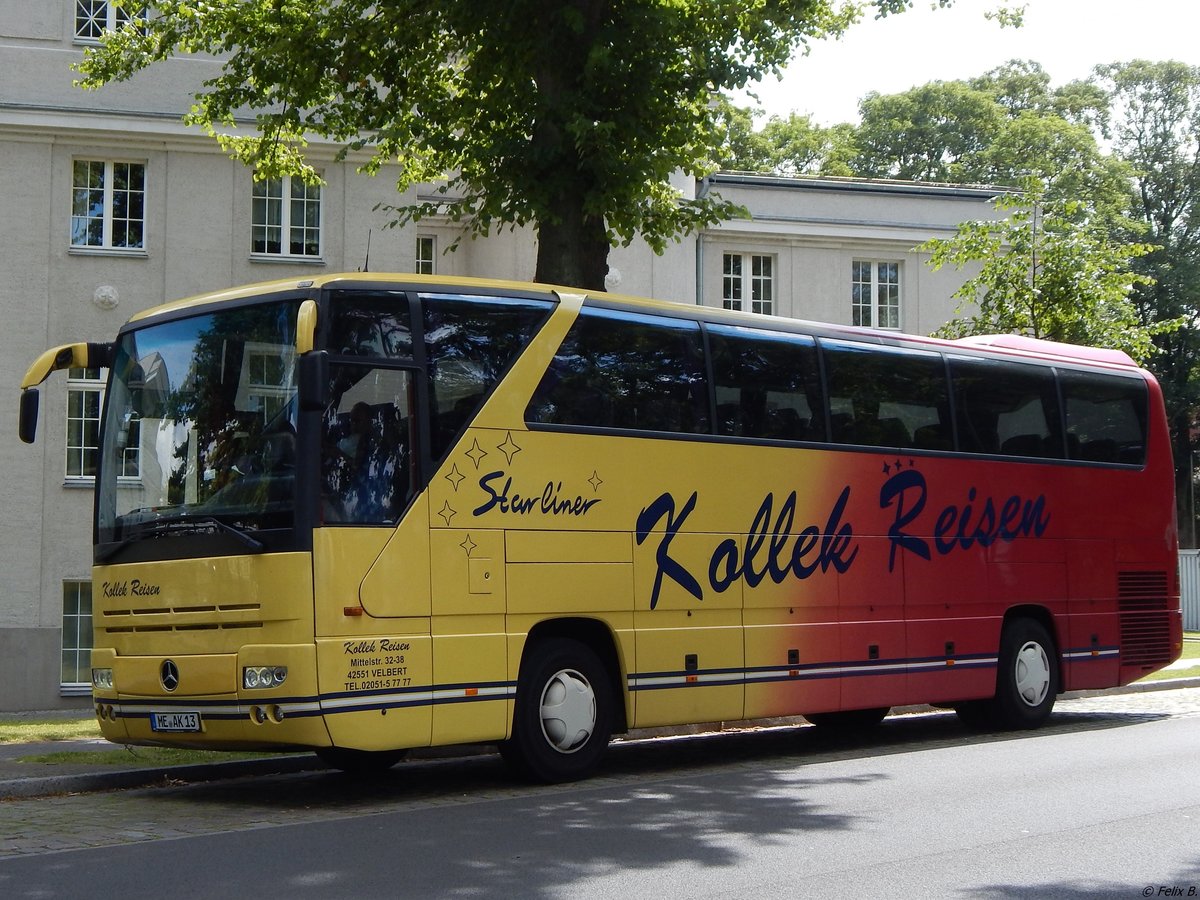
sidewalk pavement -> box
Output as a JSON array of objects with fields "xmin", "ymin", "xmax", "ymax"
[{"xmin": 3, "ymin": 675, "xmax": 1199, "ymax": 801}]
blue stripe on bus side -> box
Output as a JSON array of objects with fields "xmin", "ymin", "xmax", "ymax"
[{"xmin": 101, "ymin": 646, "xmax": 1122, "ymax": 721}]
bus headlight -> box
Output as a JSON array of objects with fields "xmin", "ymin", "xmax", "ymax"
[
  {"xmin": 92, "ymin": 668, "xmax": 114, "ymax": 691},
  {"xmin": 243, "ymin": 666, "xmax": 288, "ymax": 690}
]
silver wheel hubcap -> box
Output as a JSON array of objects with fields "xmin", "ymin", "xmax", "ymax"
[
  {"xmin": 1014, "ymin": 640, "xmax": 1050, "ymax": 707},
  {"xmin": 539, "ymin": 668, "xmax": 596, "ymax": 754}
]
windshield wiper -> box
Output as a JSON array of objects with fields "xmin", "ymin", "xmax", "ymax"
[{"xmin": 97, "ymin": 515, "xmax": 264, "ymax": 563}]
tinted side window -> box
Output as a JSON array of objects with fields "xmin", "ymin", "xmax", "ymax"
[
  {"xmin": 950, "ymin": 356, "xmax": 1063, "ymax": 459},
  {"xmin": 423, "ymin": 293, "xmax": 554, "ymax": 460},
  {"xmin": 709, "ymin": 324, "xmax": 824, "ymax": 441},
  {"xmin": 327, "ymin": 290, "xmax": 413, "ymax": 358},
  {"xmin": 526, "ymin": 307, "xmax": 710, "ymax": 434},
  {"xmin": 823, "ymin": 340, "xmax": 951, "ymax": 450},
  {"xmin": 1061, "ymin": 370, "xmax": 1148, "ymax": 465}
]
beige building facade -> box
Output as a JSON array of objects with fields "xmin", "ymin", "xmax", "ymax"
[{"xmin": 0, "ymin": 2, "xmax": 996, "ymax": 711}]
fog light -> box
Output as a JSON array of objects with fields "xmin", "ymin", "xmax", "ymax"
[
  {"xmin": 243, "ymin": 665, "xmax": 287, "ymax": 690},
  {"xmin": 92, "ymin": 668, "xmax": 114, "ymax": 691}
]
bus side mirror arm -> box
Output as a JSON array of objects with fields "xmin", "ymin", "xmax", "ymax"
[
  {"xmin": 299, "ymin": 351, "xmax": 330, "ymax": 412},
  {"xmin": 18, "ymin": 341, "xmax": 114, "ymax": 444}
]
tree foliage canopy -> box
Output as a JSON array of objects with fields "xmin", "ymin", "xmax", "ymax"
[
  {"xmin": 922, "ymin": 180, "xmax": 1169, "ymax": 365},
  {"xmin": 78, "ymin": 0, "xmax": 941, "ymax": 290}
]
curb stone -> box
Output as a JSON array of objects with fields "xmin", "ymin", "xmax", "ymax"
[{"xmin": 2, "ymin": 676, "xmax": 1198, "ymax": 801}]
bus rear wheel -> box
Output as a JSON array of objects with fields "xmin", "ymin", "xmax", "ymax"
[
  {"xmin": 956, "ymin": 618, "xmax": 1058, "ymax": 731},
  {"xmin": 994, "ymin": 618, "xmax": 1058, "ymax": 728},
  {"xmin": 501, "ymin": 638, "xmax": 613, "ymax": 783}
]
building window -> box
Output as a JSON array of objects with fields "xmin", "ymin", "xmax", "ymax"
[
  {"xmin": 66, "ymin": 368, "xmax": 103, "ymax": 480},
  {"xmin": 415, "ymin": 235, "xmax": 436, "ymax": 275},
  {"xmin": 71, "ymin": 159, "xmax": 146, "ymax": 250},
  {"xmin": 62, "ymin": 581, "xmax": 93, "ymax": 693},
  {"xmin": 67, "ymin": 368, "xmax": 139, "ymax": 480},
  {"xmin": 75, "ymin": 1, "xmax": 147, "ymax": 44},
  {"xmin": 852, "ymin": 260, "xmax": 901, "ymax": 329},
  {"xmin": 722, "ymin": 253, "xmax": 774, "ymax": 315},
  {"xmin": 252, "ymin": 175, "xmax": 322, "ymax": 258}
]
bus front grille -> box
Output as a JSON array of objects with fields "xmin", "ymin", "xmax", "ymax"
[{"xmin": 101, "ymin": 603, "xmax": 264, "ymax": 634}]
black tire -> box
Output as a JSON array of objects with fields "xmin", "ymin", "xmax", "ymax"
[
  {"xmin": 501, "ymin": 638, "xmax": 614, "ymax": 783},
  {"xmin": 952, "ymin": 700, "xmax": 994, "ymax": 730},
  {"xmin": 316, "ymin": 746, "xmax": 406, "ymax": 776},
  {"xmin": 991, "ymin": 617, "xmax": 1058, "ymax": 729},
  {"xmin": 805, "ymin": 707, "xmax": 889, "ymax": 730}
]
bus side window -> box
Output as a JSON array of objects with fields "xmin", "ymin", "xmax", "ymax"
[
  {"xmin": 526, "ymin": 306, "xmax": 709, "ymax": 435},
  {"xmin": 822, "ymin": 339, "xmax": 950, "ymax": 450},
  {"xmin": 707, "ymin": 324, "xmax": 823, "ymax": 442},
  {"xmin": 949, "ymin": 356, "xmax": 1064, "ymax": 459},
  {"xmin": 423, "ymin": 293, "xmax": 555, "ymax": 461},
  {"xmin": 326, "ymin": 290, "xmax": 413, "ymax": 358},
  {"xmin": 1060, "ymin": 370, "xmax": 1148, "ymax": 465}
]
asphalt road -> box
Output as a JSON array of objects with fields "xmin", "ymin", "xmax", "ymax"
[{"xmin": 2, "ymin": 688, "xmax": 1199, "ymax": 899}]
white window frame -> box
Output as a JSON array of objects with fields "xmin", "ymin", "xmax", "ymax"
[
  {"xmin": 722, "ymin": 252, "xmax": 774, "ymax": 315},
  {"xmin": 251, "ymin": 174, "xmax": 323, "ymax": 261},
  {"xmin": 234, "ymin": 342, "xmax": 298, "ymax": 424},
  {"xmin": 71, "ymin": 159, "xmax": 147, "ymax": 252},
  {"xmin": 61, "ymin": 580, "xmax": 93, "ymax": 695},
  {"xmin": 415, "ymin": 234, "xmax": 436, "ymax": 275},
  {"xmin": 852, "ymin": 260, "xmax": 901, "ymax": 330},
  {"xmin": 66, "ymin": 367, "xmax": 140, "ymax": 483},
  {"xmin": 74, "ymin": 1, "xmax": 148, "ymax": 45},
  {"xmin": 65, "ymin": 368, "xmax": 104, "ymax": 482}
]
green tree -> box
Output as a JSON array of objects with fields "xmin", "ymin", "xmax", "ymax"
[
  {"xmin": 851, "ymin": 61, "xmax": 1128, "ymax": 215},
  {"xmin": 759, "ymin": 114, "xmax": 858, "ymax": 176},
  {"xmin": 853, "ymin": 80, "xmax": 1004, "ymax": 182},
  {"xmin": 1093, "ymin": 60, "xmax": 1200, "ymax": 544},
  {"xmin": 922, "ymin": 179, "xmax": 1170, "ymax": 365},
  {"xmin": 714, "ymin": 104, "xmax": 857, "ymax": 176},
  {"xmin": 77, "ymin": 0, "xmax": 945, "ymax": 291}
]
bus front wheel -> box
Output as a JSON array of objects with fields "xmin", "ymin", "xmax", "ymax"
[{"xmin": 501, "ymin": 638, "xmax": 613, "ymax": 783}]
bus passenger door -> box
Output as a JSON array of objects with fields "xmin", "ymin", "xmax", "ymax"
[{"xmin": 428, "ymin": 527, "xmax": 509, "ymax": 746}]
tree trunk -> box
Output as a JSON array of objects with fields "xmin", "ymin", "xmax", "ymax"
[
  {"xmin": 1172, "ymin": 405, "xmax": 1196, "ymax": 548},
  {"xmin": 534, "ymin": 206, "xmax": 611, "ymax": 291}
]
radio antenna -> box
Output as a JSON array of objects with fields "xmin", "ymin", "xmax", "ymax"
[{"xmin": 361, "ymin": 229, "xmax": 372, "ymax": 272}]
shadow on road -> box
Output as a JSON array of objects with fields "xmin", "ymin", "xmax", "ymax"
[{"xmin": 119, "ymin": 706, "xmax": 1173, "ymax": 899}]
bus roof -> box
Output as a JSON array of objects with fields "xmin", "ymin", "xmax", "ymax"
[{"xmin": 126, "ymin": 272, "xmax": 1144, "ymax": 374}]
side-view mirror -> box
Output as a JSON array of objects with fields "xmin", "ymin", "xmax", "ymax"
[
  {"xmin": 19, "ymin": 388, "xmax": 39, "ymax": 444},
  {"xmin": 299, "ymin": 351, "xmax": 330, "ymax": 412}
]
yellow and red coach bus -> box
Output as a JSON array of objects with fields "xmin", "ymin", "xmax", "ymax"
[{"xmin": 19, "ymin": 274, "xmax": 1183, "ymax": 781}]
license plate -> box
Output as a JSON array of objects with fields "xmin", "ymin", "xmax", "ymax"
[{"xmin": 149, "ymin": 711, "xmax": 202, "ymax": 733}]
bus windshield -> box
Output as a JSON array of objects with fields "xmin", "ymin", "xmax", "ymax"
[{"xmin": 96, "ymin": 299, "xmax": 303, "ymax": 550}]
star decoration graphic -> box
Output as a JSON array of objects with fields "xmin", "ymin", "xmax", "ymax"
[
  {"xmin": 497, "ymin": 432, "xmax": 522, "ymax": 465},
  {"xmin": 459, "ymin": 534, "xmax": 478, "ymax": 557},
  {"xmin": 464, "ymin": 438, "xmax": 487, "ymax": 470},
  {"xmin": 438, "ymin": 500, "xmax": 457, "ymax": 525},
  {"xmin": 445, "ymin": 464, "xmax": 465, "ymax": 492},
  {"xmin": 588, "ymin": 470, "xmax": 604, "ymax": 492}
]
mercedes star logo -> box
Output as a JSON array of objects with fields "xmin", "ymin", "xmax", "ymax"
[{"xmin": 160, "ymin": 659, "xmax": 180, "ymax": 692}]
